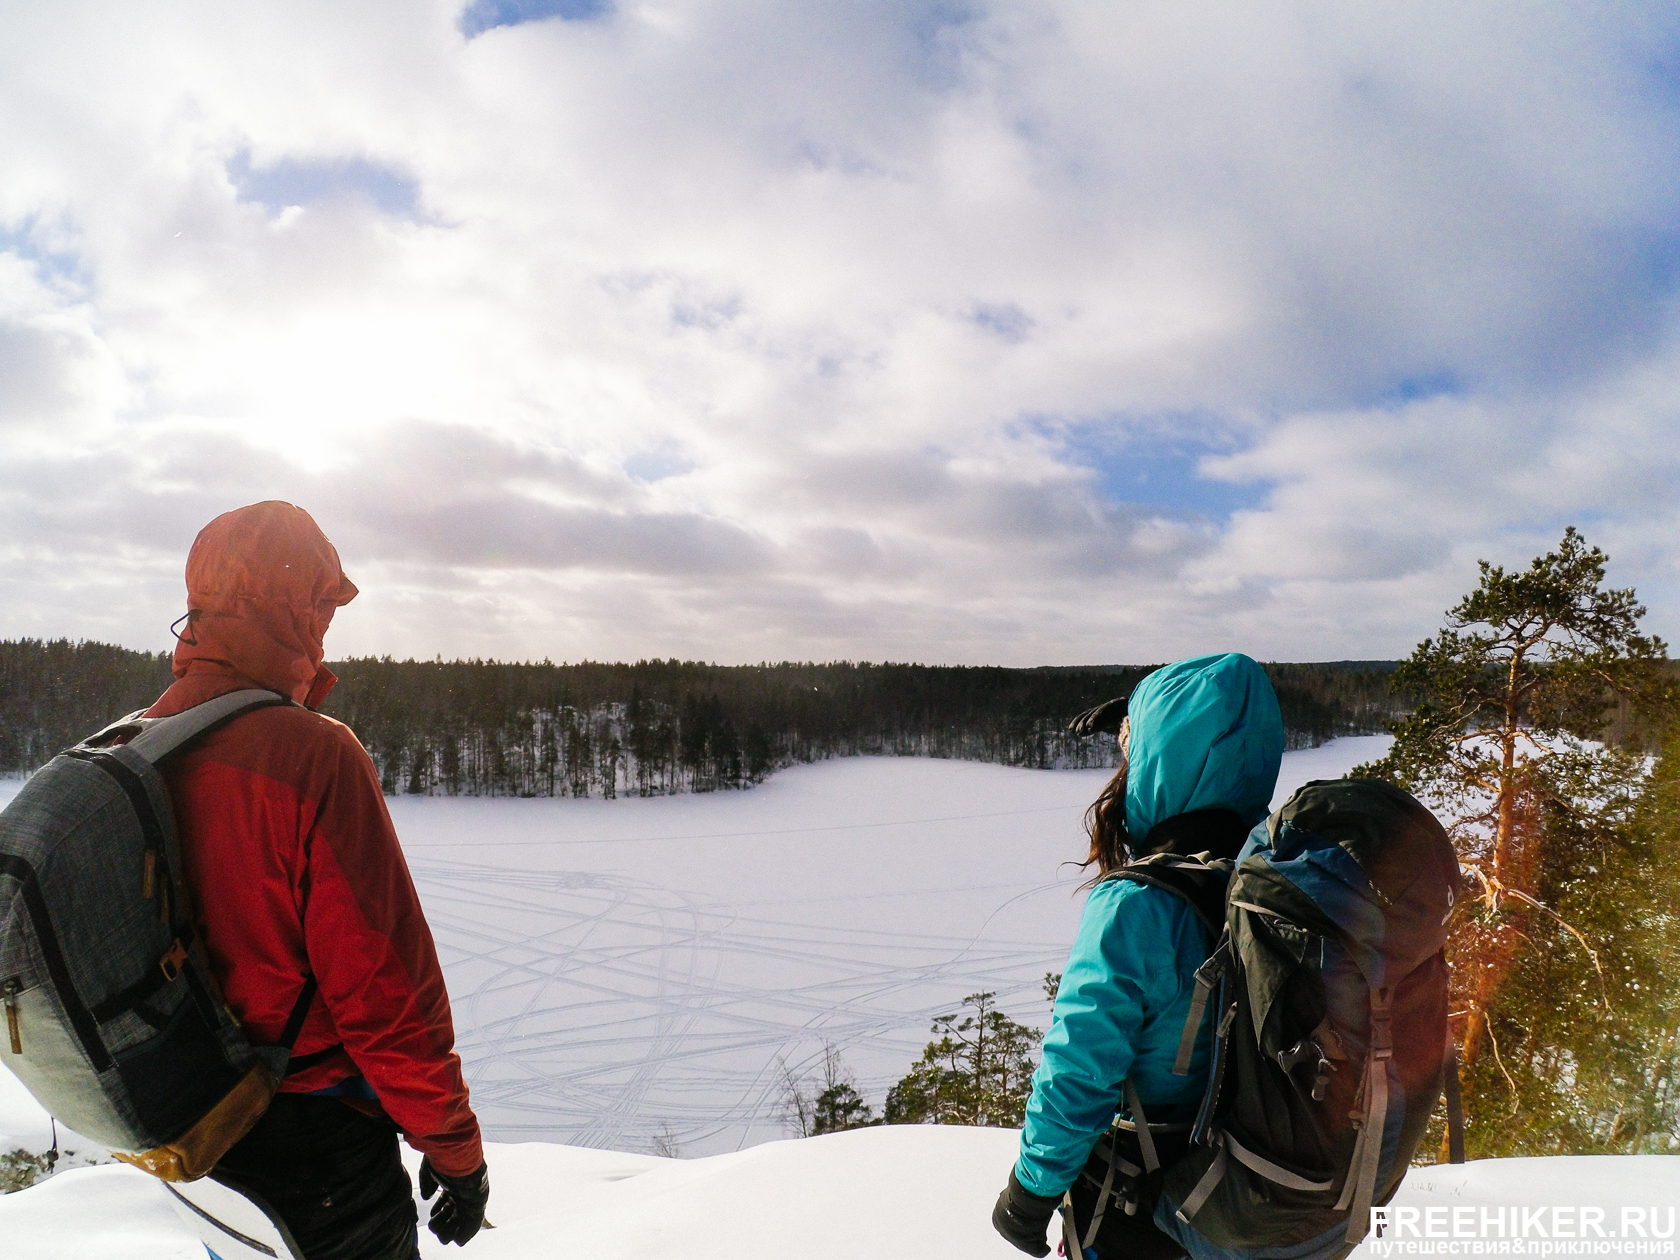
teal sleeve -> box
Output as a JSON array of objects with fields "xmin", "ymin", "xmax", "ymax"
[{"xmin": 1013, "ymin": 879, "xmax": 1211, "ymax": 1197}]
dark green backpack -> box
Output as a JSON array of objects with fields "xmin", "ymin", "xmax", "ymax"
[{"xmin": 1162, "ymin": 779, "xmax": 1462, "ymax": 1255}]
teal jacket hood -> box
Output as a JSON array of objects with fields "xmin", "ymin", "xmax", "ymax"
[{"xmin": 1125, "ymin": 653, "xmax": 1284, "ymax": 843}]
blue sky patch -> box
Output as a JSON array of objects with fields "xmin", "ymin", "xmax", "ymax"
[
  {"xmin": 972, "ymin": 303, "xmax": 1033, "ymax": 343},
  {"xmin": 671, "ymin": 295, "xmax": 743, "ymax": 332},
  {"xmin": 625, "ymin": 448, "xmax": 695, "ymax": 483},
  {"xmin": 0, "ymin": 221, "xmax": 91, "ymax": 291},
  {"xmin": 1052, "ymin": 421, "xmax": 1271, "ymax": 521},
  {"xmin": 905, "ymin": 1, "xmax": 981, "ymax": 90},
  {"xmin": 1385, "ymin": 369, "xmax": 1463, "ymax": 405},
  {"xmin": 459, "ymin": 0, "xmax": 609, "ymax": 38},
  {"xmin": 228, "ymin": 151, "xmax": 420, "ymax": 219},
  {"xmin": 1623, "ymin": 221, "xmax": 1680, "ymax": 300}
]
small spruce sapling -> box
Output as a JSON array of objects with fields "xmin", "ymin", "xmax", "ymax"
[
  {"xmin": 884, "ymin": 992, "xmax": 1042, "ymax": 1127},
  {"xmin": 782, "ymin": 1044, "xmax": 877, "ymax": 1136}
]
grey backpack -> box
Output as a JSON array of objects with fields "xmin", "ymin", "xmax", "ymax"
[{"xmin": 0, "ymin": 689, "xmax": 317, "ymax": 1181}]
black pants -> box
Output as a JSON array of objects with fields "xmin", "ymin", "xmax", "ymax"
[
  {"xmin": 214, "ymin": 1095, "xmax": 419, "ymax": 1260},
  {"xmin": 1066, "ymin": 1127, "xmax": 1190, "ymax": 1260}
]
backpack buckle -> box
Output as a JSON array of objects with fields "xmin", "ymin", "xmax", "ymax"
[
  {"xmin": 159, "ymin": 940, "xmax": 189, "ymax": 983},
  {"xmin": 1277, "ymin": 1038, "xmax": 1337, "ymax": 1100}
]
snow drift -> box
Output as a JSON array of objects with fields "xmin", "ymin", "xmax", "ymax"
[{"xmin": 1, "ymin": 1094, "xmax": 1675, "ymax": 1260}]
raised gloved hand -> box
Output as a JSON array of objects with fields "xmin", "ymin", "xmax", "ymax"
[
  {"xmin": 991, "ymin": 1169, "xmax": 1062, "ymax": 1257},
  {"xmin": 419, "ymin": 1156, "xmax": 490, "ymax": 1246},
  {"xmin": 1067, "ymin": 697, "xmax": 1128, "ymax": 737}
]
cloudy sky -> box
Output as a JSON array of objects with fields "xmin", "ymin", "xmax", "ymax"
[{"xmin": 2, "ymin": 1, "xmax": 1676, "ymax": 666}]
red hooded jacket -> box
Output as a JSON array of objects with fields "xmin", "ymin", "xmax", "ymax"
[{"xmin": 145, "ymin": 502, "xmax": 483, "ymax": 1176}]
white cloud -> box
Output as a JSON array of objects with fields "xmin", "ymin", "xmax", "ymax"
[{"xmin": 0, "ymin": 0, "xmax": 1676, "ymax": 665}]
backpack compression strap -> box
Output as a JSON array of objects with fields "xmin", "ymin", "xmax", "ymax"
[
  {"xmin": 1060, "ymin": 1192, "xmax": 1085, "ymax": 1259},
  {"xmin": 1173, "ymin": 940, "xmax": 1231, "ymax": 1076},
  {"xmin": 1333, "ymin": 987, "xmax": 1393, "ymax": 1243},
  {"xmin": 1444, "ymin": 1029, "xmax": 1466, "ymax": 1163},
  {"xmin": 1175, "ymin": 1128, "xmax": 1337, "ymax": 1225}
]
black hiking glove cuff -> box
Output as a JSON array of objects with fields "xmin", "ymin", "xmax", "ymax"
[
  {"xmin": 419, "ymin": 1156, "xmax": 490, "ymax": 1247},
  {"xmin": 992, "ymin": 1168, "xmax": 1061, "ymax": 1257}
]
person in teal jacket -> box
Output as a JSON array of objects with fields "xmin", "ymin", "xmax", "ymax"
[{"xmin": 992, "ymin": 653, "xmax": 1284, "ymax": 1260}]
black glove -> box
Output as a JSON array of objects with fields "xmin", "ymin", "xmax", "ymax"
[
  {"xmin": 992, "ymin": 1169, "xmax": 1062, "ymax": 1257},
  {"xmin": 419, "ymin": 1156, "xmax": 490, "ymax": 1246},
  {"xmin": 1067, "ymin": 697, "xmax": 1128, "ymax": 737}
]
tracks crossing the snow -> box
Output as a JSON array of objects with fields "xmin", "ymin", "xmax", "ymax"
[{"xmin": 394, "ymin": 758, "xmax": 1100, "ymax": 1158}]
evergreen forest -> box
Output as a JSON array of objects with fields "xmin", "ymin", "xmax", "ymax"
[{"xmin": 0, "ymin": 641, "xmax": 1403, "ymax": 794}]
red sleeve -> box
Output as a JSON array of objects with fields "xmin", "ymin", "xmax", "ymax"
[{"xmin": 300, "ymin": 728, "xmax": 484, "ymax": 1176}]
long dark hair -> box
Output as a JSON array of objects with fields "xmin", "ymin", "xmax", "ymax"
[{"xmin": 1080, "ymin": 716, "xmax": 1131, "ymax": 881}]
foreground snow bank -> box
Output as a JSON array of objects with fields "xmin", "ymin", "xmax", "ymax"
[
  {"xmin": 411, "ymin": 1133, "xmax": 1680, "ymax": 1260},
  {"xmin": 410, "ymin": 1125, "xmax": 1023, "ymax": 1259},
  {"xmin": 0, "ymin": 1125, "xmax": 1025, "ymax": 1260},
  {"xmin": 2, "ymin": 1118, "xmax": 1674, "ymax": 1260}
]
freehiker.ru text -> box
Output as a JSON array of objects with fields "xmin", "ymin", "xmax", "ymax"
[{"xmin": 1366, "ymin": 1207, "xmax": 1678, "ymax": 1256}]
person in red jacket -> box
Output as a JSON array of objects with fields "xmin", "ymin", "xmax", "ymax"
[{"xmin": 145, "ymin": 501, "xmax": 487, "ymax": 1260}]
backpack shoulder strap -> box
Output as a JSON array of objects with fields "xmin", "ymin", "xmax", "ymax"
[
  {"xmin": 1104, "ymin": 853, "xmax": 1233, "ymax": 937},
  {"xmin": 1103, "ymin": 854, "xmax": 1237, "ymax": 1080},
  {"xmin": 121, "ymin": 690, "xmax": 292, "ymax": 765},
  {"xmin": 82, "ymin": 707, "xmax": 153, "ymax": 748}
]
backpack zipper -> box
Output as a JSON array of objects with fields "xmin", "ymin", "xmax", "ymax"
[{"xmin": 4, "ymin": 978, "xmax": 20, "ymax": 1054}]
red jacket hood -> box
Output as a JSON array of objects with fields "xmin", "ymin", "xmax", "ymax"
[{"xmin": 165, "ymin": 502, "xmax": 358, "ymax": 709}]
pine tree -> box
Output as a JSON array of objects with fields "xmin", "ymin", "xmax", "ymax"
[
  {"xmin": 1356, "ymin": 528, "xmax": 1675, "ymax": 1156},
  {"xmin": 1476, "ymin": 737, "xmax": 1680, "ymax": 1153},
  {"xmin": 883, "ymin": 992, "xmax": 1041, "ymax": 1127},
  {"xmin": 781, "ymin": 1044, "xmax": 877, "ymax": 1136},
  {"xmin": 812, "ymin": 1081, "xmax": 876, "ymax": 1134}
]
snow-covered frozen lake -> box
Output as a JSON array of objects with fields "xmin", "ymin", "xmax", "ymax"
[
  {"xmin": 383, "ymin": 736, "xmax": 1392, "ymax": 1155},
  {"xmin": 0, "ymin": 736, "xmax": 1392, "ymax": 1159}
]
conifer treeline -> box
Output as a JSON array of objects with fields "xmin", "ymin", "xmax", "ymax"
[
  {"xmin": 323, "ymin": 658, "xmax": 1157, "ymax": 797},
  {"xmin": 0, "ymin": 640, "xmax": 1406, "ymax": 795},
  {"xmin": 0, "ymin": 639, "xmax": 175, "ymax": 772}
]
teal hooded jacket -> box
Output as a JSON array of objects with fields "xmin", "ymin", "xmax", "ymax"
[{"xmin": 1015, "ymin": 653, "xmax": 1284, "ymax": 1196}]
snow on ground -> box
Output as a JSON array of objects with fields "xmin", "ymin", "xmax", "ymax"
[
  {"xmin": 0, "ymin": 1056, "xmax": 111, "ymax": 1178},
  {"xmin": 0, "ymin": 1111, "xmax": 1674, "ymax": 1260}
]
